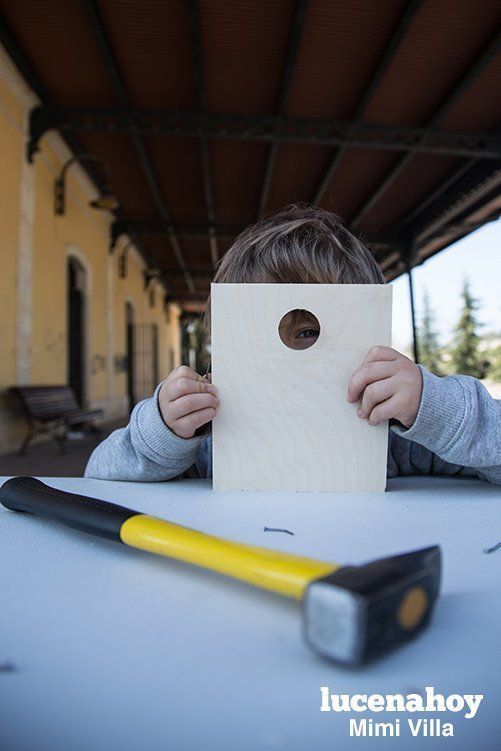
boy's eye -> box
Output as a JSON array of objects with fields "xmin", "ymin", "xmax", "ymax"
[{"xmin": 296, "ymin": 328, "xmax": 319, "ymax": 339}]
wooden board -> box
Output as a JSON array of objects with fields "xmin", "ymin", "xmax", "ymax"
[{"xmin": 211, "ymin": 284, "xmax": 393, "ymax": 492}]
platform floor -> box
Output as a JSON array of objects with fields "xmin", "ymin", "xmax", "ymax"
[{"xmin": 0, "ymin": 419, "xmax": 127, "ymax": 478}]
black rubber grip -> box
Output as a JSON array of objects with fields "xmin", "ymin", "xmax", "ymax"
[{"xmin": 0, "ymin": 476, "xmax": 137, "ymax": 542}]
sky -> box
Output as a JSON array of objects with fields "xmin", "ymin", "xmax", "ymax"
[{"xmin": 391, "ymin": 217, "xmax": 501, "ymax": 354}]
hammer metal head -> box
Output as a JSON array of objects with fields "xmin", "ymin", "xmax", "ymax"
[{"xmin": 302, "ymin": 546, "xmax": 441, "ymax": 666}]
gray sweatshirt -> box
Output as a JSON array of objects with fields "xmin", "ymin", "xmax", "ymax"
[{"xmin": 85, "ymin": 366, "xmax": 501, "ymax": 486}]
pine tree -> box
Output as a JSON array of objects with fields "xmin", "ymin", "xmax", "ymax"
[
  {"xmin": 487, "ymin": 343, "xmax": 501, "ymax": 381},
  {"xmin": 418, "ymin": 292, "xmax": 443, "ymax": 375},
  {"xmin": 451, "ymin": 280, "xmax": 489, "ymax": 378}
]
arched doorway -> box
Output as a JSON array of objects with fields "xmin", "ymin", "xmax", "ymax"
[
  {"xmin": 125, "ymin": 301, "xmax": 135, "ymax": 412},
  {"xmin": 67, "ymin": 256, "xmax": 86, "ymax": 405}
]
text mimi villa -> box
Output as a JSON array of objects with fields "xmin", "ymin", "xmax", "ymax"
[{"xmin": 320, "ymin": 686, "xmax": 483, "ymax": 738}]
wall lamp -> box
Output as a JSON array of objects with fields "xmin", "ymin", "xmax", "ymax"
[
  {"xmin": 54, "ymin": 153, "xmax": 119, "ymax": 216},
  {"xmin": 149, "ymin": 286, "xmax": 156, "ymax": 309},
  {"xmin": 118, "ymin": 241, "xmax": 134, "ymax": 278},
  {"xmin": 163, "ymin": 293, "xmax": 174, "ymax": 322},
  {"xmin": 144, "ymin": 268, "xmax": 162, "ymax": 308},
  {"xmin": 143, "ymin": 268, "xmax": 161, "ymax": 291}
]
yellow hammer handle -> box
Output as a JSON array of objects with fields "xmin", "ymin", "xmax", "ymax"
[{"xmin": 120, "ymin": 515, "xmax": 339, "ymax": 599}]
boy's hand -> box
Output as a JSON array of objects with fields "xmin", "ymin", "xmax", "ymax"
[
  {"xmin": 347, "ymin": 346, "xmax": 422, "ymax": 428},
  {"xmin": 158, "ymin": 366, "xmax": 219, "ymax": 439}
]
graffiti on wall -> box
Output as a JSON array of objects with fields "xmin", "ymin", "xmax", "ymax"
[
  {"xmin": 42, "ymin": 327, "xmax": 64, "ymax": 354},
  {"xmin": 90, "ymin": 354, "xmax": 107, "ymax": 375},
  {"xmin": 88, "ymin": 354, "xmax": 129, "ymax": 376},
  {"xmin": 113, "ymin": 354, "xmax": 128, "ymax": 374}
]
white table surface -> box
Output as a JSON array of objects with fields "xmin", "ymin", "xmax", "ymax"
[{"xmin": 0, "ymin": 475, "xmax": 499, "ymax": 751}]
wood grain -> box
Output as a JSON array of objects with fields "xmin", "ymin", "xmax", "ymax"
[{"xmin": 211, "ymin": 284, "xmax": 392, "ymax": 492}]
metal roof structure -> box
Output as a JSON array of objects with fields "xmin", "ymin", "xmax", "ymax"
[{"xmin": 1, "ymin": 0, "xmax": 500, "ymax": 309}]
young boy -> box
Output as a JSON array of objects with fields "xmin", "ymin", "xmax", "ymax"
[{"xmin": 85, "ymin": 205, "xmax": 501, "ymax": 486}]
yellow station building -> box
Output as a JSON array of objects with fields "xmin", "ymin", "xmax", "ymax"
[{"xmin": 0, "ymin": 44, "xmax": 181, "ymax": 455}]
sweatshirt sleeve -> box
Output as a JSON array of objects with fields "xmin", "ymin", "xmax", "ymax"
[
  {"xmin": 84, "ymin": 383, "xmax": 208, "ymax": 481},
  {"xmin": 388, "ymin": 365, "xmax": 501, "ymax": 486}
]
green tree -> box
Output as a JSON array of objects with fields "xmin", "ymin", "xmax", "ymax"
[
  {"xmin": 418, "ymin": 292, "xmax": 443, "ymax": 375},
  {"xmin": 487, "ymin": 343, "xmax": 501, "ymax": 381},
  {"xmin": 451, "ymin": 280, "xmax": 489, "ymax": 378}
]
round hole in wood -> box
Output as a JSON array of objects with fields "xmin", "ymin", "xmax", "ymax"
[{"xmin": 278, "ymin": 308, "xmax": 321, "ymax": 350}]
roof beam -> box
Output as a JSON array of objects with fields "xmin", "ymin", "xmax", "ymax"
[
  {"xmin": 394, "ymin": 123, "xmax": 501, "ymax": 232},
  {"xmin": 110, "ymin": 220, "xmax": 242, "ymax": 249},
  {"xmin": 159, "ymin": 268, "xmax": 214, "ymax": 278},
  {"xmin": 350, "ymin": 27, "xmax": 501, "ymax": 230},
  {"xmin": 28, "ymin": 105, "xmax": 501, "ymax": 161},
  {"xmin": 109, "ymin": 218, "xmax": 401, "ymax": 251},
  {"xmin": 412, "ymin": 163, "xmax": 501, "ymax": 245},
  {"xmin": 187, "ymin": 0, "xmax": 219, "ymax": 268},
  {"xmin": 0, "ymin": 10, "xmax": 169, "ymax": 294},
  {"xmin": 80, "ymin": 0, "xmax": 195, "ymax": 294},
  {"xmin": 394, "ymin": 159, "xmax": 476, "ymax": 232},
  {"xmin": 312, "ymin": 0, "xmax": 422, "ymax": 205},
  {"xmin": 382, "ymin": 162, "xmax": 501, "ymax": 278},
  {"xmin": 257, "ymin": 0, "xmax": 309, "ymax": 218}
]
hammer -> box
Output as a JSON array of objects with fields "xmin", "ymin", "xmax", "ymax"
[{"xmin": 0, "ymin": 476, "xmax": 441, "ymax": 666}]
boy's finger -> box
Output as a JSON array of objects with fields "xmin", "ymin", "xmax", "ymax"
[
  {"xmin": 176, "ymin": 407, "xmax": 216, "ymax": 436},
  {"xmin": 165, "ymin": 366, "xmax": 211, "ymax": 385},
  {"xmin": 347, "ymin": 361, "xmax": 397, "ymax": 402},
  {"xmin": 168, "ymin": 393, "xmax": 219, "ymax": 420},
  {"xmin": 188, "ymin": 372, "xmax": 212, "ymax": 389},
  {"xmin": 367, "ymin": 394, "xmax": 400, "ymax": 426},
  {"xmin": 358, "ymin": 378, "xmax": 394, "ymax": 419},
  {"xmin": 361, "ymin": 346, "xmax": 400, "ymax": 367},
  {"xmin": 164, "ymin": 377, "xmax": 217, "ymax": 401},
  {"xmin": 165, "ymin": 365, "xmax": 195, "ymax": 382}
]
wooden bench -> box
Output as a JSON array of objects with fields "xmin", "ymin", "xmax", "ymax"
[{"xmin": 11, "ymin": 386, "xmax": 103, "ymax": 455}]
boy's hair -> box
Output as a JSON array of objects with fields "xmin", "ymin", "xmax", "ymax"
[{"xmin": 206, "ymin": 203, "xmax": 385, "ymax": 324}]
